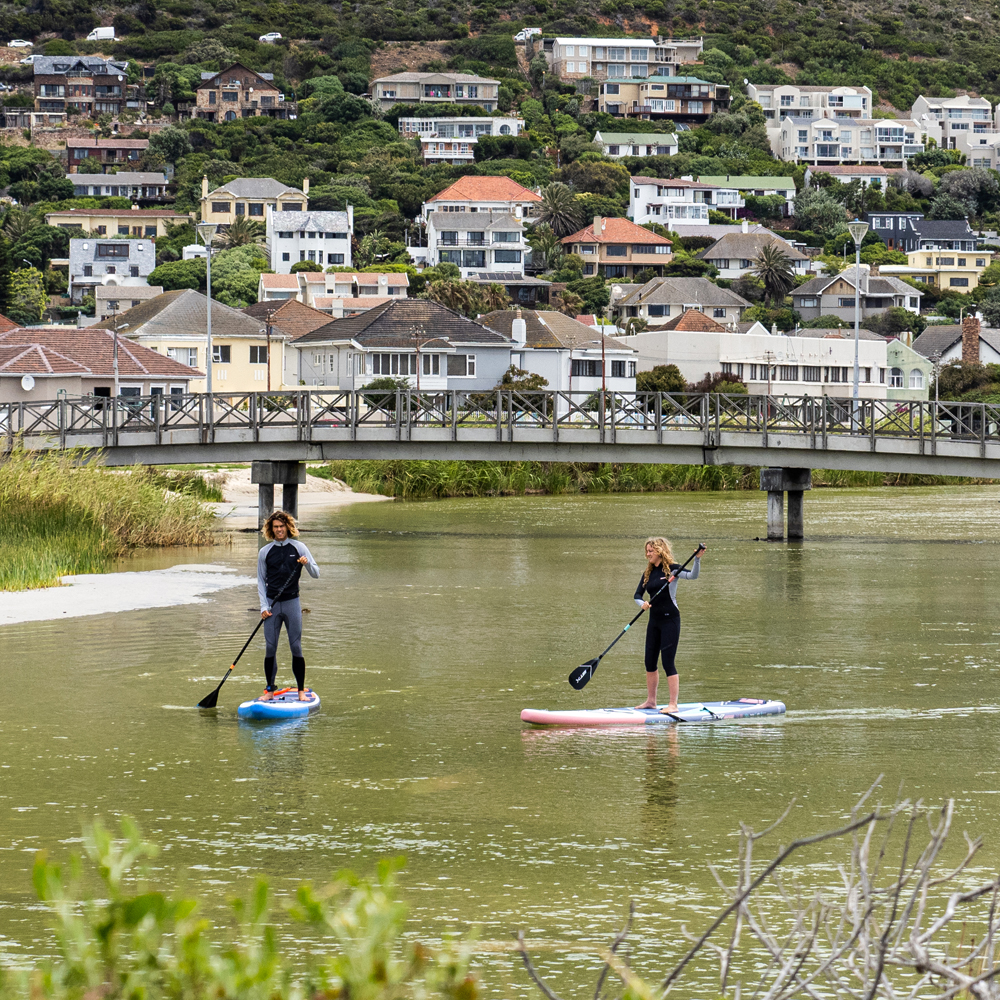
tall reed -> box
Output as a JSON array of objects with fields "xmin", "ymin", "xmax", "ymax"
[{"xmin": 0, "ymin": 449, "xmax": 217, "ymax": 591}]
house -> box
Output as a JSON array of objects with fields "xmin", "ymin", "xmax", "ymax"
[
  {"xmin": 372, "ymin": 73, "xmax": 500, "ymax": 112},
  {"xmin": 698, "ymin": 227, "xmax": 810, "ymax": 280},
  {"xmin": 912, "ymin": 317, "xmax": 1000, "ymax": 365},
  {"xmin": 200, "ymin": 176, "xmax": 308, "ymax": 228},
  {"xmin": 611, "ymin": 275, "xmax": 749, "ymax": 326},
  {"xmin": 0, "ymin": 325, "xmax": 201, "ymax": 403},
  {"xmin": 561, "ymin": 216, "xmax": 673, "ymax": 280},
  {"xmin": 32, "ymin": 56, "xmax": 131, "ymax": 116},
  {"xmin": 629, "ymin": 175, "xmax": 743, "ymax": 225},
  {"xmin": 910, "ymin": 94, "xmax": 998, "ymax": 168},
  {"xmin": 539, "ymin": 35, "xmax": 703, "ymax": 82},
  {"xmin": 697, "ymin": 175, "xmax": 797, "ymax": 217},
  {"xmin": 398, "ymin": 117, "xmax": 525, "ymax": 164},
  {"xmin": 425, "ymin": 211, "xmax": 528, "ymax": 280},
  {"xmin": 599, "ymin": 76, "xmax": 729, "ymax": 123},
  {"xmin": 886, "ymin": 338, "xmax": 933, "ymax": 401},
  {"xmin": 193, "ymin": 62, "xmax": 295, "ymax": 121},
  {"xmin": 95, "ymin": 285, "xmax": 164, "ymax": 321},
  {"xmin": 480, "ymin": 309, "xmax": 638, "ymax": 400},
  {"xmin": 70, "ymin": 172, "xmax": 170, "ymax": 203},
  {"xmin": 618, "ymin": 322, "xmax": 890, "ymax": 399},
  {"xmin": 879, "ymin": 248, "xmax": 990, "ymax": 292},
  {"xmin": 64, "ymin": 137, "xmax": 149, "ymax": 173},
  {"xmin": 243, "ymin": 299, "xmax": 332, "ymax": 343},
  {"xmin": 257, "ymin": 274, "xmax": 302, "ymax": 303},
  {"xmin": 593, "ymin": 130, "xmax": 679, "ymax": 159},
  {"xmin": 45, "ymin": 207, "xmax": 192, "ymax": 238},
  {"xmin": 113, "ymin": 289, "xmax": 288, "ymax": 392},
  {"xmin": 465, "ymin": 271, "xmax": 551, "ymax": 308},
  {"xmin": 68, "ymin": 238, "xmax": 157, "ymax": 305},
  {"xmin": 747, "ymin": 83, "xmax": 873, "ymax": 123},
  {"xmin": 289, "ymin": 298, "xmax": 511, "ymax": 390},
  {"xmin": 774, "ymin": 117, "xmax": 925, "ymax": 165},
  {"xmin": 806, "ymin": 165, "xmax": 904, "ymax": 188},
  {"xmin": 266, "ymin": 208, "xmax": 353, "ymax": 273},
  {"xmin": 912, "ymin": 218, "xmax": 978, "ymax": 252},
  {"xmin": 257, "ymin": 271, "xmax": 411, "ymax": 314},
  {"xmin": 421, "ymin": 175, "xmax": 541, "ymax": 218},
  {"xmin": 791, "ymin": 265, "xmax": 923, "ymax": 322}
]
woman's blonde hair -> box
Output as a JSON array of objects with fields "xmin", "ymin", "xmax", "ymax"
[
  {"xmin": 643, "ymin": 536, "xmax": 674, "ymax": 584},
  {"xmin": 262, "ymin": 510, "xmax": 300, "ymax": 541}
]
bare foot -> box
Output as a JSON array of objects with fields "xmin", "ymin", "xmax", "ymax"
[
  {"xmin": 659, "ymin": 704, "xmax": 679, "ymax": 715},
  {"xmin": 635, "ymin": 701, "xmax": 658, "ymax": 710},
  {"xmin": 298, "ymin": 689, "xmax": 308, "ymax": 702},
  {"xmin": 260, "ymin": 689, "xmax": 275, "ymax": 701}
]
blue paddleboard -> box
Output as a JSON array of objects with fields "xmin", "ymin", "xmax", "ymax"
[{"xmin": 238, "ymin": 688, "xmax": 320, "ymax": 720}]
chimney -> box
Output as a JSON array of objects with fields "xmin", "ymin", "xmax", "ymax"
[
  {"xmin": 512, "ymin": 308, "xmax": 527, "ymax": 346},
  {"xmin": 201, "ymin": 175, "xmax": 208, "ymax": 199},
  {"xmin": 593, "ymin": 215, "xmax": 602, "ymax": 234},
  {"xmin": 741, "ymin": 218, "xmax": 749, "ymax": 234},
  {"xmin": 303, "ymin": 177, "xmax": 309, "ymax": 197},
  {"xmin": 962, "ymin": 315, "xmax": 981, "ymax": 363}
]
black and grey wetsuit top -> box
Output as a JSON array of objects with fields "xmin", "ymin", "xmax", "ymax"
[
  {"xmin": 257, "ymin": 538, "xmax": 320, "ymax": 611},
  {"xmin": 634, "ymin": 558, "xmax": 700, "ymax": 617}
]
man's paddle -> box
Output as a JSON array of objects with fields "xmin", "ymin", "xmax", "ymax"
[{"xmin": 568, "ymin": 544, "xmax": 705, "ymax": 691}]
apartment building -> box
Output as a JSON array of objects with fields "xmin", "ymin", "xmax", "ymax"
[
  {"xmin": 791, "ymin": 265, "xmax": 922, "ymax": 322},
  {"xmin": 68, "ymin": 238, "xmax": 156, "ymax": 305},
  {"xmin": 45, "ymin": 207, "xmax": 192, "ymax": 237},
  {"xmin": 372, "ymin": 73, "xmax": 500, "ymax": 112},
  {"xmin": 398, "ymin": 116, "xmax": 524, "ymax": 164},
  {"xmin": 806, "ymin": 164, "xmax": 903, "ymax": 187},
  {"xmin": 880, "ymin": 248, "xmax": 991, "ymax": 291},
  {"xmin": 748, "ymin": 83, "xmax": 872, "ymax": 122},
  {"xmin": 266, "ymin": 208, "xmax": 353, "ymax": 273},
  {"xmin": 200, "ymin": 176, "xmax": 308, "ymax": 227},
  {"xmin": 611, "ymin": 276, "xmax": 749, "ymax": 327},
  {"xmin": 539, "ymin": 35, "xmax": 703, "ymax": 82},
  {"xmin": 421, "ymin": 175, "xmax": 541, "ymax": 218},
  {"xmin": 910, "ymin": 94, "xmax": 998, "ymax": 168},
  {"xmin": 598, "ymin": 76, "xmax": 729, "ymax": 123},
  {"xmin": 33, "ymin": 56, "xmax": 131, "ymax": 116},
  {"xmin": 70, "ymin": 172, "xmax": 170, "ymax": 202},
  {"xmin": 774, "ymin": 117, "xmax": 925, "ymax": 165},
  {"xmin": 561, "ymin": 216, "xmax": 673, "ymax": 280},
  {"xmin": 629, "ymin": 175, "xmax": 743, "ymax": 225},
  {"xmin": 425, "ymin": 212, "xmax": 527, "ymax": 280},
  {"xmin": 593, "ymin": 130, "xmax": 679, "ymax": 158},
  {"xmin": 65, "ymin": 137, "xmax": 149, "ymax": 173},
  {"xmin": 193, "ymin": 62, "xmax": 296, "ymax": 121}
]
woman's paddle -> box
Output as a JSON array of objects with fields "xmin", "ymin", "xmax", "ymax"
[{"xmin": 568, "ymin": 544, "xmax": 705, "ymax": 691}]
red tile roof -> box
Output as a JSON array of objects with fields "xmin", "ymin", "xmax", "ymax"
[
  {"xmin": 562, "ymin": 217, "xmax": 673, "ymax": 245},
  {"xmin": 0, "ymin": 326, "xmax": 203, "ymax": 378},
  {"xmin": 0, "ymin": 344, "xmax": 91, "ymax": 375},
  {"xmin": 659, "ymin": 308, "xmax": 726, "ymax": 332},
  {"xmin": 0, "ymin": 313, "xmax": 18, "ymax": 334},
  {"xmin": 260, "ymin": 274, "xmax": 300, "ymax": 289},
  {"xmin": 69, "ymin": 138, "xmax": 149, "ymax": 149},
  {"xmin": 243, "ymin": 299, "xmax": 332, "ymax": 340},
  {"xmin": 428, "ymin": 175, "xmax": 541, "ymax": 203}
]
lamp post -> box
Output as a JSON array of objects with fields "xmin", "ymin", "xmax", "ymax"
[
  {"xmin": 109, "ymin": 300, "xmax": 120, "ymax": 399},
  {"xmin": 195, "ymin": 222, "xmax": 218, "ymax": 393},
  {"xmin": 848, "ymin": 218, "xmax": 869, "ymax": 421},
  {"xmin": 589, "ymin": 337, "xmax": 607, "ymax": 392},
  {"xmin": 413, "ymin": 330, "xmax": 448, "ymax": 393}
]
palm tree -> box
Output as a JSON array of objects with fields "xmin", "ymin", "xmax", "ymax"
[
  {"xmin": 557, "ymin": 290, "xmax": 584, "ymax": 316},
  {"xmin": 751, "ymin": 244, "xmax": 796, "ymax": 307},
  {"xmin": 526, "ymin": 224, "xmax": 563, "ymax": 272},
  {"xmin": 537, "ymin": 182, "xmax": 584, "ymax": 238},
  {"xmin": 2, "ymin": 207, "xmax": 37, "ymax": 242},
  {"xmin": 427, "ymin": 279, "xmax": 476, "ymax": 317},
  {"xmin": 215, "ymin": 215, "xmax": 267, "ymax": 250},
  {"xmin": 480, "ymin": 283, "xmax": 511, "ymax": 312}
]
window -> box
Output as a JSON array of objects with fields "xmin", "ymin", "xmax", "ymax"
[
  {"xmin": 235, "ymin": 203, "xmax": 245, "ymax": 216},
  {"xmin": 493, "ymin": 231, "xmax": 519, "ymax": 242},
  {"xmin": 211, "ymin": 202, "xmax": 231, "ymax": 213},
  {"xmin": 327, "ymin": 253, "xmax": 345, "ymax": 265},
  {"xmin": 249, "ymin": 203, "xmax": 264, "ymax": 216},
  {"xmin": 421, "ymin": 353, "xmax": 440, "ymax": 375},
  {"xmin": 282, "ymin": 252, "xmax": 290, "ymax": 261},
  {"xmin": 580, "ymin": 244, "xmax": 596, "ymax": 254},
  {"xmin": 167, "ymin": 347, "xmax": 197, "ymax": 366},
  {"xmin": 144, "ymin": 227, "xmax": 156, "ymax": 237},
  {"xmin": 440, "ymin": 250, "xmax": 461, "ymax": 264},
  {"xmin": 250, "ymin": 346, "xmax": 268, "ymax": 363},
  {"xmin": 571, "ymin": 359, "xmax": 602, "ymax": 378},
  {"xmin": 604, "ymin": 265, "xmax": 626, "ymax": 278},
  {"xmin": 977, "ymin": 258, "xmax": 987, "ymax": 267},
  {"xmin": 223, "ymin": 91, "xmax": 238, "ymax": 102},
  {"xmin": 130, "ymin": 265, "xmax": 139, "ymax": 277},
  {"xmin": 441, "ymin": 231, "xmax": 458, "ymax": 245},
  {"xmin": 633, "ymin": 244, "xmax": 669, "ymax": 255},
  {"xmin": 611, "ymin": 360, "xmax": 626, "ymax": 378},
  {"xmin": 494, "ymin": 249, "xmax": 522, "ymax": 263},
  {"xmin": 714, "ymin": 258, "xmax": 730, "ymax": 269},
  {"xmin": 447, "ymin": 354, "xmax": 476, "ymax": 377},
  {"xmin": 889, "ymin": 367, "xmax": 903, "ymax": 388},
  {"xmin": 779, "ymin": 365, "xmax": 798, "ymax": 381},
  {"xmin": 713, "ymin": 308, "xmax": 726, "ymax": 318},
  {"xmin": 909, "ymin": 368, "xmax": 924, "ymax": 389},
  {"xmin": 372, "ymin": 353, "xmax": 417, "ymax": 376},
  {"xmin": 838, "ymin": 297, "xmax": 856, "ymax": 307},
  {"xmin": 118, "ymin": 226, "xmax": 130, "ymax": 235},
  {"xmin": 213, "ymin": 345, "xmax": 231, "ymax": 363},
  {"xmin": 950, "ymin": 277, "xmax": 969, "ymax": 287},
  {"xmin": 803, "ymin": 366, "xmax": 821, "ymax": 382},
  {"xmin": 648, "ymin": 304, "xmax": 665, "ymax": 316},
  {"xmin": 462, "ymin": 250, "xmax": 485, "ymax": 268},
  {"xmin": 605, "ymin": 84, "xmax": 620, "ymax": 95},
  {"xmin": 98, "ymin": 243, "xmax": 129, "ymax": 257},
  {"xmin": 958, "ymin": 258, "xmax": 967, "ymax": 266},
  {"xmin": 83, "ymin": 265, "xmax": 93, "ymax": 277},
  {"xmin": 106, "ymin": 266, "xmax": 117, "ymax": 275},
  {"xmin": 583, "ymin": 264, "xmax": 594, "ymax": 275},
  {"xmin": 606, "ymin": 245, "xmax": 627, "ymax": 257}
]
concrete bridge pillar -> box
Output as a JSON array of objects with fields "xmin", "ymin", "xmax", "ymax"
[
  {"xmin": 760, "ymin": 467, "xmax": 812, "ymax": 542},
  {"xmin": 252, "ymin": 460, "xmax": 306, "ymax": 530}
]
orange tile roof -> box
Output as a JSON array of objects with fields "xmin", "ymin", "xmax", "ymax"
[
  {"xmin": 562, "ymin": 217, "xmax": 673, "ymax": 245},
  {"xmin": 243, "ymin": 299, "xmax": 332, "ymax": 340},
  {"xmin": 0, "ymin": 313, "xmax": 18, "ymax": 334},
  {"xmin": 428, "ymin": 175, "xmax": 541, "ymax": 203},
  {"xmin": 659, "ymin": 308, "xmax": 727, "ymax": 332},
  {"xmin": 0, "ymin": 344, "xmax": 91, "ymax": 375},
  {"xmin": 260, "ymin": 274, "xmax": 300, "ymax": 289}
]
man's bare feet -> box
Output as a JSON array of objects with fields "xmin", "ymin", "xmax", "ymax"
[
  {"xmin": 298, "ymin": 689, "xmax": 308, "ymax": 702},
  {"xmin": 635, "ymin": 701, "xmax": 658, "ymax": 710},
  {"xmin": 659, "ymin": 704, "xmax": 679, "ymax": 715},
  {"xmin": 260, "ymin": 689, "xmax": 275, "ymax": 701}
]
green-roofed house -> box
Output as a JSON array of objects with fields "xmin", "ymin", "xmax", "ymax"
[
  {"xmin": 697, "ymin": 175, "xmax": 797, "ymax": 217},
  {"xmin": 598, "ymin": 76, "xmax": 730, "ymax": 124},
  {"xmin": 593, "ymin": 130, "xmax": 678, "ymax": 159}
]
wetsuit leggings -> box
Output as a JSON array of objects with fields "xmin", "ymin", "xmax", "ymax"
[
  {"xmin": 645, "ymin": 614, "xmax": 681, "ymax": 676},
  {"xmin": 263, "ymin": 598, "xmax": 305, "ymax": 691}
]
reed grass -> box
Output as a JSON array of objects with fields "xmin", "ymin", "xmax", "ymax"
[
  {"xmin": 319, "ymin": 460, "xmax": 994, "ymax": 500},
  {"xmin": 0, "ymin": 449, "xmax": 218, "ymax": 591}
]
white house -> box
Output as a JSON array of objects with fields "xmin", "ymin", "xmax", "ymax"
[
  {"xmin": 697, "ymin": 174, "xmax": 797, "ymax": 217},
  {"xmin": 420, "ymin": 174, "xmax": 541, "ymax": 219},
  {"xmin": 68, "ymin": 237, "xmax": 156, "ymax": 305},
  {"xmin": 539, "ymin": 35, "xmax": 703, "ymax": 82},
  {"xmin": 910, "ymin": 94, "xmax": 998, "ymax": 168},
  {"xmin": 774, "ymin": 116, "xmax": 925, "ymax": 165},
  {"xmin": 398, "ymin": 116, "xmax": 524, "ymax": 164},
  {"xmin": 629, "ymin": 175, "xmax": 743, "ymax": 225},
  {"xmin": 258, "ymin": 270, "xmax": 410, "ymax": 315},
  {"xmin": 699, "ymin": 225, "xmax": 811, "ymax": 280},
  {"xmin": 425, "ymin": 211, "xmax": 526, "ymax": 280},
  {"xmin": 266, "ymin": 208, "xmax": 353, "ymax": 273},
  {"xmin": 612, "ymin": 276, "xmax": 751, "ymax": 327},
  {"xmin": 593, "ymin": 130, "xmax": 679, "ymax": 158},
  {"xmin": 747, "ymin": 83, "xmax": 873, "ymax": 123}
]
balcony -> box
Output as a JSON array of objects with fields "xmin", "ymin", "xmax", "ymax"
[{"xmin": 438, "ymin": 236, "xmax": 521, "ymax": 247}]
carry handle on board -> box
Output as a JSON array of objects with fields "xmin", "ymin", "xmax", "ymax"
[{"xmin": 567, "ymin": 544, "xmax": 705, "ymax": 691}]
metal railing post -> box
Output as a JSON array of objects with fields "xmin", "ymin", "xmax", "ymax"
[
  {"xmin": 656, "ymin": 392, "xmax": 663, "ymax": 445},
  {"xmin": 496, "ymin": 390, "xmax": 502, "ymax": 442},
  {"xmin": 599, "ymin": 391, "xmax": 606, "ymax": 445}
]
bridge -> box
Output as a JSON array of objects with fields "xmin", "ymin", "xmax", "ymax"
[{"xmin": 4, "ymin": 389, "xmax": 998, "ymax": 539}]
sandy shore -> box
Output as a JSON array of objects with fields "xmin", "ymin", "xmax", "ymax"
[
  {"xmin": 0, "ymin": 564, "xmax": 253, "ymax": 627},
  {"xmin": 205, "ymin": 467, "xmax": 390, "ymax": 529}
]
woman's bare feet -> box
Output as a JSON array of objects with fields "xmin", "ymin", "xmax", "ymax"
[
  {"xmin": 635, "ymin": 701, "xmax": 658, "ymax": 710},
  {"xmin": 298, "ymin": 689, "xmax": 308, "ymax": 702},
  {"xmin": 260, "ymin": 689, "xmax": 275, "ymax": 702}
]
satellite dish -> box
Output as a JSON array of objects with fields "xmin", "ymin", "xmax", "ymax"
[
  {"xmin": 118, "ymin": 74, "xmax": 124, "ymax": 81},
  {"xmin": 21, "ymin": 375, "xmax": 35, "ymax": 391}
]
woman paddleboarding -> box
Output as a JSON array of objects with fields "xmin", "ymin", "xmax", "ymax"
[
  {"xmin": 257, "ymin": 510, "xmax": 320, "ymax": 702},
  {"xmin": 634, "ymin": 538, "xmax": 705, "ymax": 714}
]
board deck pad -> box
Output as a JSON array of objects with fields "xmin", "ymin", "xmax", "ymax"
[
  {"xmin": 520, "ymin": 698, "xmax": 785, "ymax": 727},
  {"xmin": 238, "ymin": 688, "xmax": 320, "ymax": 720}
]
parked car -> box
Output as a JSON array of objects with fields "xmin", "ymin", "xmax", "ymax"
[
  {"xmin": 513, "ymin": 27, "xmax": 542, "ymax": 41},
  {"xmin": 259, "ymin": 31, "xmax": 282, "ymax": 42},
  {"xmin": 19, "ymin": 53, "xmax": 39, "ymax": 64},
  {"xmin": 8, "ymin": 39, "xmax": 33, "ymax": 48},
  {"xmin": 86, "ymin": 26, "xmax": 115, "ymax": 40}
]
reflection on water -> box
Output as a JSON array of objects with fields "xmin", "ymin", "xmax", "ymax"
[{"xmin": 2, "ymin": 486, "xmax": 1000, "ymax": 996}]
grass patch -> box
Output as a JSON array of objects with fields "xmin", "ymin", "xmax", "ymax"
[
  {"xmin": 322, "ymin": 460, "xmax": 996, "ymax": 499},
  {"xmin": 0, "ymin": 449, "xmax": 218, "ymax": 592}
]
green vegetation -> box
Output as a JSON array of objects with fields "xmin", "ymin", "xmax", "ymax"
[{"xmin": 0, "ymin": 450, "xmax": 218, "ymax": 591}]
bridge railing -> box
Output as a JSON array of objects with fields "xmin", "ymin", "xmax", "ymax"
[{"xmin": 4, "ymin": 391, "xmax": 1000, "ymax": 454}]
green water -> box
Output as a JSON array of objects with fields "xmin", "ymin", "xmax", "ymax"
[{"xmin": 2, "ymin": 487, "xmax": 1000, "ymax": 996}]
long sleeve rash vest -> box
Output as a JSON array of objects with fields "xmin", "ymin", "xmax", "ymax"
[{"xmin": 257, "ymin": 538, "xmax": 320, "ymax": 611}]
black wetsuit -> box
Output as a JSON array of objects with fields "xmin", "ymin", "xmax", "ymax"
[{"xmin": 634, "ymin": 558, "xmax": 700, "ymax": 676}]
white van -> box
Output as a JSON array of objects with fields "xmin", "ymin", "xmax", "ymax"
[
  {"xmin": 86, "ymin": 26, "xmax": 115, "ymax": 41},
  {"xmin": 513, "ymin": 27, "xmax": 542, "ymax": 41}
]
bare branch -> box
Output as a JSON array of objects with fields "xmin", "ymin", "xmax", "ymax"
[
  {"xmin": 516, "ymin": 931, "xmax": 566, "ymax": 1000},
  {"xmin": 593, "ymin": 901, "xmax": 634, "ymax": 1000}
]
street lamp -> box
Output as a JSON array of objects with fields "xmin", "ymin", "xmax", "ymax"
[
  {"xmin": 589, "ymin": 337, "xmax": 607, "ymax": 392},
  {"xmin": 413, "ymin": 331, "xmax": 449, "ymax": 393},
  {"xmin": 848, "ymin": 218, "xmax": 869, "ymax": 419},
  {"xmin": 108, "ymin": 300, "xmax": 120, "ymax": 399},
  {"xmin": 195, "ymin": 222, "xmax": 218, "ymax": 393}
]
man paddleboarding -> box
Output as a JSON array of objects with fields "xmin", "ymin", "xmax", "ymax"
[
  {"xmin": 633, "ymin": 537, "xmax": 705, "ymax": 714},
  {"xmin": 257, "ymin": 510, "xmax": 320, "ymax": 701}
]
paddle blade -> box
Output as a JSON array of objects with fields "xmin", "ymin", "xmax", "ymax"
[
  {"xmin": 569, "ymin": 659, "xmax": 599, "ymax": 690},
  {"xmin": 197, "ymin": 666, "xmax": 233, "ymax": 709}
]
